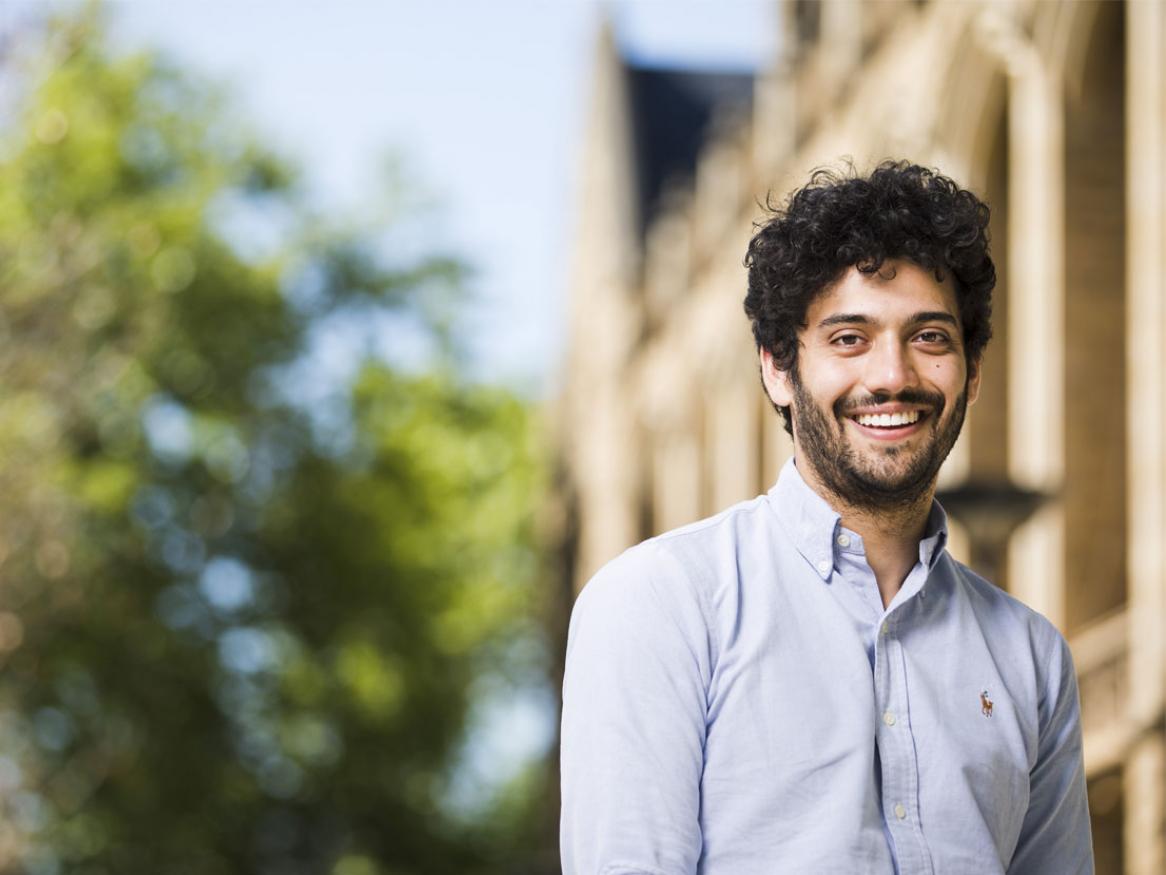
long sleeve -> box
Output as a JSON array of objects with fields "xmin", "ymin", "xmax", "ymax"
[
  {"xmin": 560, "ymin": 543, "xmax": 713, "ymax": 875},
  {"xmin": 1007, "ymin": 627, "xmax": 1094, "ymax": 874}
]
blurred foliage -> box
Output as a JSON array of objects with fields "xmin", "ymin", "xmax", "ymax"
[{"xmin": 0, "ymin": 6, "xmax": 553, "ymax": 874}]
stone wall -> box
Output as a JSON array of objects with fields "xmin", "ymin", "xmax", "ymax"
[{"xmin": 559, "ymin": 2, "xmax": 1166, "ymax": 870}]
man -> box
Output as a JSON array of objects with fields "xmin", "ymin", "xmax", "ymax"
[{"xmin": 560, "ymin": 162, "xmax": 1093, "ymax": 873}]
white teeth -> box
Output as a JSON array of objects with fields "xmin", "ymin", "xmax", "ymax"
[{"xmin": 855, "ymin": 410, "xmax": 921, "ymax": 428}]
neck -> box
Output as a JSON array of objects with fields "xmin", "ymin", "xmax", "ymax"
[{"xmin": 798, "ymin": 462, "xmax": 935, "ymax": 609}]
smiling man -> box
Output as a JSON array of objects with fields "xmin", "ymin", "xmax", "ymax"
[{"xmin": 560, "ymin": 162, "xmax": 1093, "ymax": 873}]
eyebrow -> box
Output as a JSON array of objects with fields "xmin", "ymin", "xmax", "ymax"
[
  {"xmin": 909, "ymin": 310, "xmax": 959, "ymax": 328},
  {"xmin": 816, "ymin": 310, "xmax": 959, "ymax": 329}
]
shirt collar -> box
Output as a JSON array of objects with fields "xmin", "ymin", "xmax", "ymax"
[
  {"xmin": 767, "ymin": 458, "xmax": 949, "ymax": 580},
  {"xmin": 917, "ymin": 501, "xmax": 949, "ymax": 569}
]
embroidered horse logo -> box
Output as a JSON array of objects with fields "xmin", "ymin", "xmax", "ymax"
[{"xmin": 980, "ymin": 689, "xmax": 994, "ymax": 718}]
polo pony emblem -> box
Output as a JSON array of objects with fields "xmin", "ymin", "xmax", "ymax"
[{"xmin": 980, "ymin": 689, "xmax": 994, "ymax": 718}]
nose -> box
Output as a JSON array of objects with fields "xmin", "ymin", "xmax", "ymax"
[{"xmin": 863, "ymin": 338, "xmax": 920, "ymax": 396}]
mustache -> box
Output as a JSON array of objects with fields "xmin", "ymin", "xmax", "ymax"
[{"xmin": 834, "ymin": 388, "xmax": 946, "ymax": 417}]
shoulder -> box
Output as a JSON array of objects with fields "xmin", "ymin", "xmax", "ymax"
[
  {"xmin": 942, "ymin": 555, "xmax": 1070, "ymax": 679},
  {"xmin": 569, "ymin": 534, "xmax": 708, "ymax": 659},
  {"xmin": 651, "ymin": 492, "xmax": 782, "ymax": 583},
  {"xmin": 586, "ymin": 492, "xmax": 773, "ymax": 590},
  {"xmin": 572, "ymin": 494, "xmax": 777, "ymax": 654}
]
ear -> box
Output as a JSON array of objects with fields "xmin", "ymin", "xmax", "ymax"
[
  {"xmin": 759, "ymin": 348, "xmax": 794, "ymax": 407},
  {"xmin": 966, "ymin": 355, "xmax": 983, "ymax": 406}
]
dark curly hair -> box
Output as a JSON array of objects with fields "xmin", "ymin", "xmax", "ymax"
[{"xmin": 744, "ymin": 160, "xmax": 995, "ymax": 433}]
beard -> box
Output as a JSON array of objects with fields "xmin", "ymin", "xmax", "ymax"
[{"xmin": 789, "ymin": 368, "xmax": 968, "ymax": 513}]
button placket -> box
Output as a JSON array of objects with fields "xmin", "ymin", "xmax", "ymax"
[{"xmin": 875, "ymin": 621, "xmax": 934, "ymax": 873}]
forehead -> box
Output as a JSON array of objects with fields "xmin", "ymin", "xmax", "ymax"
[{"xmin": 804, "ymin": 261, "xmax": 960, "ymax": 328}]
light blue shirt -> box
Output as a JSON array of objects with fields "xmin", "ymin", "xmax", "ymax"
[{"xmin": 561, "ymin": 459, "xmax": 1092, "ymax": 874}]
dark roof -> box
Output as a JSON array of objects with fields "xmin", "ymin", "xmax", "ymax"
[{"xmin": 626, "ymin": 66, "xmax": 754, "ymax": 235}]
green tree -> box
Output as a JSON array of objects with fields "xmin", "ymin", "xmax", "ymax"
[{"xmin": 0, "ymin": 7, "xmax": 552, "ymax": 873}]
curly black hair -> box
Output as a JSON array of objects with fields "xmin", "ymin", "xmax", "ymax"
[{"xmin": 744, "ymin": 160, "xmax": 995, "ymax": 432}]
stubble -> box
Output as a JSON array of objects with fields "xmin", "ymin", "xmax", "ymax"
[{"xmin": 789, "ymin": 369, "xmax": 968, "ymax": 513}]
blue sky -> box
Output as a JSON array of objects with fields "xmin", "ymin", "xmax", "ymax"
[{"xmin": 109, "ymin": 0, "xmax": 776, "ymax": 395}]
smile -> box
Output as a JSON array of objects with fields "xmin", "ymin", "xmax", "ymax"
[
  {"xmin": 852, "ymin": 410, "xmax": 921, "ymax": 428},
  {"xmin": 843, "ymin": 407, "xmax": 932, "ymax": 441}
]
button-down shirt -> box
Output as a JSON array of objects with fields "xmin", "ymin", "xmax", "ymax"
[{"xmin": 561, "ymin": 459, "xmax": 1092, "ymax": 874}]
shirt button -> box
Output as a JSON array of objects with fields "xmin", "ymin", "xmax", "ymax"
[
  {"xmin": 816, "ymin": 559, "xmax": 831, "ymax": 574},
  {"xmin": 883, "ymin": 711, "xmax": 896, "ymax": 726},
  {"xmin": 894, "ymin": 803, "xmax": 907, "ymax": 820},
  {"xmin": 880, "ymin": 622, "xmax": 889, "ymax": 635},
  {"xmin": 836, "ymin": 533, "xmax": 850, "ymax": 548}
]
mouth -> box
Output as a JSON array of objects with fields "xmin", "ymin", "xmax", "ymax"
[{"xmin": 844, "ymin": 408, "xmax": 929, "ymax": 441}]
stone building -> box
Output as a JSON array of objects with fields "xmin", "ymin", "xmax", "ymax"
[{"xmin": 557, "ymin": 1, "xmax": 1166, "ymax": 871}]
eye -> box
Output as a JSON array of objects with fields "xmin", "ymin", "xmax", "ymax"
[
  {"xmin": 914, "ymin": 329, "xmax": 951, "ymax": 346},
  {"xmin": 830, "ymin": 333, "xmax": 865, "ymax": 348}
]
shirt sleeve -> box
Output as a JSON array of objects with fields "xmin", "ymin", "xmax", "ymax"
[
  {"xmin": 560, "ymin": 542, "xmax": 713, "ymax": 875},
  {"xmin": 1007, "ymin": 624, "xmax": 1094, "ymax": 874}
]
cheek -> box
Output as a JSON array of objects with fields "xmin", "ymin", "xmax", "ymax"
[
  {"xmin": 804, "ymin": 380, "xmax": 851, "ymax": 414},
  {"xmin": 805, "ymin": 362, "xmax": 858, "ymax": 400},
  {"xmin": 931, "ymin": 362, "xmax": 969, "ymax": 399},
  {"xmin": 923, "ymin": 354, "xmax": 964, "ymax": 380}
]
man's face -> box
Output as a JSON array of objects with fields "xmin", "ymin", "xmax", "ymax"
[{"xmin": 761, "ymin": 261, "xmax": 980, "ymax": 511}]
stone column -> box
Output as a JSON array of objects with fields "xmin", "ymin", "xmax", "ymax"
[
  {"xmin": 653, "ymin": 429, "xmax": 703, "ymax": 535},
  {"xmin": 708, "ymin": 375, "xmax": 760, "ymax": 513},
  {"xmin": 820, "ymin": 0, "xmax": 863, "ymax": 96},
  {"xmin": 1003, "ymin": 35, "xmax": 1066, "ymax": 630},
  {"xmin": 1124, "ymin": 1, "xmax": 1166, "ymax": 870},
  {"xmin": 751, "ymin": 62, "xmax": 797, "ymax": 185},
  {"xmin": 565, "ymin": 24, "xmax": 644, "ymax": 587}
]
